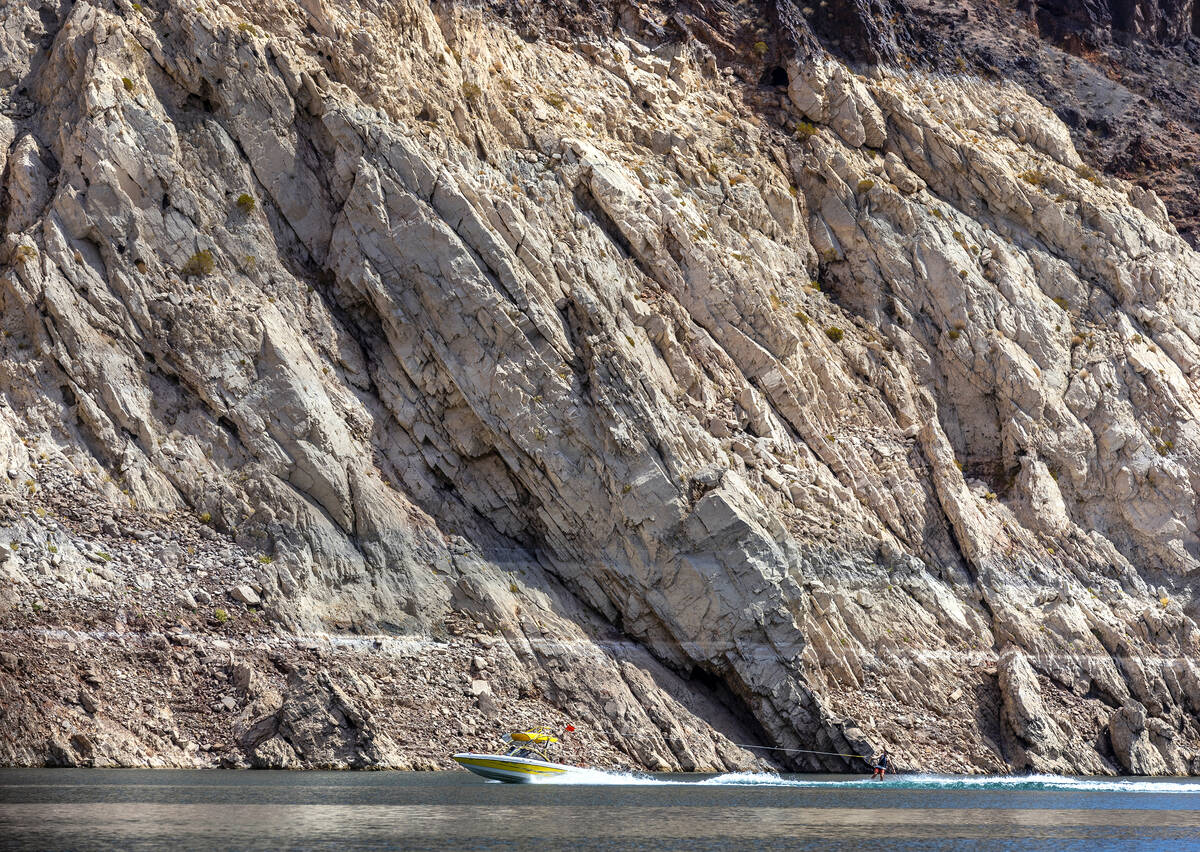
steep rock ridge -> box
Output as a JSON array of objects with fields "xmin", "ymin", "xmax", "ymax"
[
  {"xmin": 883, "ymin": 1, "xmax": 1200, "ymax": 248},
  {"xmin": 1025, "ymin": 0, "xmax": 1198, "ymax": 45},
  {"xmin": 1, "ymin": 0, "xmax": 1200, "ymax": 774}
]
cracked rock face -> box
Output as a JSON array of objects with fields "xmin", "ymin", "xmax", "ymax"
[{"xmin": 2, "ymin": 0, "xmax": 1200, "ymax": 774}]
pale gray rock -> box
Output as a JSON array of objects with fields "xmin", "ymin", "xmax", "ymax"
[
  {"xmin": 230, "ymin": 586, "xmax": 261, "ymax": 607},
  {"xmin": 0, "ymin": 0, "xmax": 1198, "ymax": 776},
  {"xmin": 1109, "ymin": 701, "xmax": 1169, "ymax": 775},
  {"xmin": 230, "ymin": 661, "xmax": 255, "ymax": 693}
]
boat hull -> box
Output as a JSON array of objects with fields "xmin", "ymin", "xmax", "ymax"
[{"xmin": 452, "ymin": 752, "xmax": 575, "ymax": 783}]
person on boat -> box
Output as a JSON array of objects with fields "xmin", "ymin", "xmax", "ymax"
[{"xmin": 871, "ymin": 748, "xmax": 890, "ymax": 780}]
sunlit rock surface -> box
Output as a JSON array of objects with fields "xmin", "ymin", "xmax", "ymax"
[{"xmin": 2, "ymin": 0, "xmax": 1200, "ymax": 774}]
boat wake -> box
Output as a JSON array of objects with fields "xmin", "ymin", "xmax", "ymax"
[
  {"xmin": 536, "ymin": 769, "xmax": 1200, "ymax": 793},
  {"xmin": 698, "ymin": 772, "xmax": 1200, "ymax": 793},
  {"xmin": 530, "ymin": 767, "xmax": 669, "ymax": 786}
]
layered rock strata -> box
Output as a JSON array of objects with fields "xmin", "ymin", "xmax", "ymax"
[{"xmin": 2, "ymin": 0, "xmax": 1200, "ymax": 774}]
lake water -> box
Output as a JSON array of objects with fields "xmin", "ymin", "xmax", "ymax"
[{"xmin": 3, "ymin": 768, "xmax": 1200, "ymax": 850}]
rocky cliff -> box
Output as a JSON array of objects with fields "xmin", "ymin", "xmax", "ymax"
[{"xmin": 3, "ymin": 0, "xmax": 1200, "ymax": 775}]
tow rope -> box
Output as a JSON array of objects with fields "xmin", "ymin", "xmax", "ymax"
[
  {"xmin": 573, "ymin": 723, "xmax": 872, "ymax": 763},
  {"xmin": 729, "ymin": 742, "xmax": 868, "ymax": 760}
]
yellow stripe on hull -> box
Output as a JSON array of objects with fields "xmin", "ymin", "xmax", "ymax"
[
  {"xmin": 458, "ymin": 758, "xmax": 566, "ymax": 774},
  {"xmin": 453, "ymin": 753, "xmax": 573, "ymax": 783}
]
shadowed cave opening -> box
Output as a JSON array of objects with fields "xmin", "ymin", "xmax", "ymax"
[
  {"xmin": 683, "ymin": 664, "xmax": 784, "ymax": 765},
  {"xmin": 1109, "ymin": 0, "xmax": 1138, "ymax": 32},
  {"xmin": 759, "ymin": 65, "xmax": 788, "ymax": 87}
]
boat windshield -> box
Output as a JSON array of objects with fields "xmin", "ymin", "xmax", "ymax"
[{"xmin": 504, "ymin": 744, "xmax": 549, "ymax": 760}]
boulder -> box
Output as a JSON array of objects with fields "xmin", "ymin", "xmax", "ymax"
[
  {"xmin": 1108, "ymin": 702, "xmax": 1169, "ymax": 775},
  {"xmin": 230, "ymin": 586, "xmax": 261, "ymax": 606},
  {"xmin": 998, "ymin": 648, "xmax": 1069, "ymax": 771},
  {"xmin": 78, "ymin": 689, "xmax": 100, "ymax": 715}
]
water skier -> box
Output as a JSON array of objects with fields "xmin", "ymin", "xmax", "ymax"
[{"xmin": 871, "ymin": 748, "xmax": 890, "ymax": 780}]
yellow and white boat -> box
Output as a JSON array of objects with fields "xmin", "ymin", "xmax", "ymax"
[{"xmin": 454, "ymin": 727, "xmax": 579, "ymax": 783}]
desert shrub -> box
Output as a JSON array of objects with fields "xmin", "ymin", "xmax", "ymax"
[
  {"xmin": 544, "ymin": 93, "xmax": 565, "ymax": 110},
  {"xmin": 857, "ymin": 178, "xmax": 875, "ymax": 193},
  {"xmin": 752, "ymin": 41, "xmax": 768, "ymax": 55},
  {"xmin": 461, "ymin": 81, "xmax": 482, "ymax": 99},
  {"xmin": 235, "ymin": 193, "xmax": 255, "ymax": 213},
  {"xmin": 824, "ymin": 326, "xmax": 844, "ymax": 343},
  {"xmin": 181, "ymin": 250, "xmax": 214, "ymax": 276},
  {"xmin": 122, "ymin": 77, "xmax": 134, "ymax": 92},
  {"xmin": 214, "ymin": 608, "xmax": 228, "ymax": 624},
  {"xmin": 794, "ymin": 120, "xmax": 817, "ymax": 141},
  {"xmin": 1018, "ymin": 169, "xmax": 1047, "ymax": 187}
]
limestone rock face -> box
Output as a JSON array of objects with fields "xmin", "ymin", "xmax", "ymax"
[
  {"xmin": 2, "ymin": 0, "xmax": 1200, "ymax": 774},
  {"xmin": 1108, "ymin": 700, "xmax": 1169, "ymax": 775},
  {"xmin": 999, "ymin": 648, "xmax": 1067, "ymax": 772}
]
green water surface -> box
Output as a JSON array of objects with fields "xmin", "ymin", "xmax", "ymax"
[{"xmin": 2, "ymin": 768, "xmax": 1199, "ymax": 850}]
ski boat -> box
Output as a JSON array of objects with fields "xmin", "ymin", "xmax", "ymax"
[
  {"xmin": 454, "ymin": 726, "xmax": 579, "ymax": 783},
  {"xmin": 451, "ymin": 751, "xmax": 577, "ymax": 783}
]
